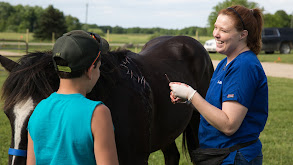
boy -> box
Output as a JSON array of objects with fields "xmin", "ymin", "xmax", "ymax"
[{"xmin": 27, "ymin": 30, "xmax": 119, "ymax": 165}]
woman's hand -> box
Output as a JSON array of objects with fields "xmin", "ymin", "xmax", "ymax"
[{"xmin": 169, "ymin": 82, "xmax": 197, "ymax": 103}]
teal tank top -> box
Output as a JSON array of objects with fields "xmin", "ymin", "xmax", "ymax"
[{"xmin": 28, "ymin": 92, "xmax": 103, "ymax": 165}]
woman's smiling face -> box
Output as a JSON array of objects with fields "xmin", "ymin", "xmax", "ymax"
[{"xmin": 213, "ymin": 14, "xmax": 242, "ymax": 56}]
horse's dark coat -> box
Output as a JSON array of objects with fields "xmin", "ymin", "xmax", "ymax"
[{"xmin": 0, "ymin": 36, "xmax": 214, "ymax": 165}]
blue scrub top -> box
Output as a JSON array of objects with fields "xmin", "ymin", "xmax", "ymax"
[{"xmin": 198, "ymin": 51, "xmax": 268, "ymax": 164}]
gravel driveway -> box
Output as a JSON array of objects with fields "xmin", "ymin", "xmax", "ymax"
[
  {"xmin": 0, "ymin": 51, "xmax": 292, "ymax": 79},
  {"xmin": 212, "ymin": 60, "xmax": 293, "ymax": 79}
]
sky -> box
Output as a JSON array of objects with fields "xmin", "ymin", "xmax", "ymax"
[{"xmin": 2, "ymin": 0, "xmax": 293, "ymax": 29}]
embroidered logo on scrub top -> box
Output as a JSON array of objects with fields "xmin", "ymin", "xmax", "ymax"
[
  {"xmin": 217, "ymin": 80, "xmax": 222, "ymax": 84},
  {"xmin": 227, "ymin": 94, "xmax": 234, "ymax": 98}
]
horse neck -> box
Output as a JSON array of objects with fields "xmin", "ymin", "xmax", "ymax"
[{"xmin": 87, "ymin": 51, "xmax": 147, "ymax": 102}]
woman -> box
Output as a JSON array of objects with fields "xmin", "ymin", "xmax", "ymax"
[{"xmin": 169, "ymin": 5, "xmax": 268, "ymax": 165}]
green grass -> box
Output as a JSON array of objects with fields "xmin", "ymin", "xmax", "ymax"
[
  {"xmin": 209, "ymin": 52, "xmax": 293, "ymax": 64},
  {"xmin": 148, "ymin": 134, "xmax": 192, "ymax": 165},
  {"xmin": 107, "ymin": 34, "xmax": 152, "ymax": 44},
  {"xmin": 0, "ymin": 109, "xmax": 10, "ymax": 164},
  {"xmin": 0, "ymin": 32, "xmax": 53, "ymax": 43},
  {"xmin": 260, "ymin": 77, "xmax": 293, "ymax": 165},
  {"xmin": 0, "ymin": 32, "xmax": 33, "ymax": 42},
  {"xmin": 0, "ymin": 70, "xmax": 10, "ymax": 164},
  {"xmin": 257, "ymin": 53, "xmax": 293, "ymax": 64}
]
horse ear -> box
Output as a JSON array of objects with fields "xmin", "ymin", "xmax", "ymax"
[{"xmin": 0, "ymin": 55, "xmax": 19, "ymax": 72}]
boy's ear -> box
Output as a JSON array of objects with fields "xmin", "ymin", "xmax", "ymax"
[{"xmin": 87, "ymin": 64, "xmax": 95, "ymax": 80}]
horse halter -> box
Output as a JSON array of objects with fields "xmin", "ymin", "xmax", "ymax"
[{"xmin": 8, "ymin": 148, "xmax": 27, "ymax": 157}]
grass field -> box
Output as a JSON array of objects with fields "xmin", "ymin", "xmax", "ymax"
[{"xmin": 209, "ymin": 53, "xmax": 293, "ymax": 64}]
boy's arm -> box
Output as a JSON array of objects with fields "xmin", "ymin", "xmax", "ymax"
[
  {"xmin": 27, "ymin": 132, "xmax": 36, "ymax": 165},
  {"xmin": 91, "ymin": 104, "xmax": 119, "ymax": 165}
]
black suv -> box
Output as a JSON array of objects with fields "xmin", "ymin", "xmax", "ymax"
[{"xmin": 261, "ymin": 28, "xmax": 293, "ymax": 54}]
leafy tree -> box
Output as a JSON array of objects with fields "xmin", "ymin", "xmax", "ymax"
[
  {"xmin": 34, "ymin": 5, "xmax": 67, "ymax": 40},
  {"xmin": 127, "ymin": 27, "xmax": 141, "ymax": 34},
  {"xmin": 264, "ymin": 10, "xmax": 291, "ymax": 28},
  {"xmin": 22, "ymin": 5, "xmax": 40, "ymax": 32},
  {"xmin": 197, "ymin": 27, "xmax": 209, "ymax": 36},
  {"xmin": 87, "ymin": 28, "xmax": 105, "ymax": 36},
  {"xmin": 97, "ymin": 25, "xmax": 112, "ymax": 33},
  {"xmin": 6, "ymin": 5, "xmax": 22, "ymax": 32},
  {"xmin": 263, "ymin": 13, "xmax": 275, "ymax": 28},
  {"xmin": 207, "ymin": 0, "xmax": 260, "ymax": 35},
  {"xmin": 112, "ymin": 26, "xmax": 125, "ymax": 34},
  {"xmin": 9, "ymin": 5, "xmax": 38, "ymax": 32},
  {"xmin": 66, "ymin": 15, "xmax": 82, "ymax": 31},
  {"xmin": 0, "ymin": 3, "xmax": 40, "ymax": 33},
  {"xmin": 0, "ymin": 2, "xmax": 14, "ymax": 31},
  {"xmin": 179, "ymin": 27, "xmax": 197, "ymax": 36},
  {"xmin": 274, "ymin": 10, "xmax": 291, "ymax": 27}
]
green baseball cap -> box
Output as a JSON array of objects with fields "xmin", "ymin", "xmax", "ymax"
[{"xmin": 52, "ymin": 30, "xmax": 108, "ymax": 73}]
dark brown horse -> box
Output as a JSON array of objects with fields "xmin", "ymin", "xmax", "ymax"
[{"xmin": 0, "ymin": 36, "xmax": 214, "ymax": 165}]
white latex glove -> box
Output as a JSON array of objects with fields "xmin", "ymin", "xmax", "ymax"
[{"xmin": 169, "ymin": 82, "xmax": 197, "ymax": 101}]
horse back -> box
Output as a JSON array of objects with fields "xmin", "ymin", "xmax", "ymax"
[
  {"xmin": 129, "ymin": 36, "xmax": 214, "ymax": 151},
  {"xmin": 139, "ymin": 35, "xmax": 213, "ymax": 97}
]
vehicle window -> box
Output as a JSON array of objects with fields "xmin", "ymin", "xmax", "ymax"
[
  {"xmin": 279, "ymin": 29, "xmax": 293, "ymax": 36},
  {"xmin": 263, "ymin": 29, "xmax": 279, "ymax": 37}
]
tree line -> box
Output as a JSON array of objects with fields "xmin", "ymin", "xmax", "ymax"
[
  {"xmin": 0, "ymin": 1, "xmax": 292, "ymax": 40},
  {"xmin": 0, "ymin": 2, "xmax": 208, "ymax": 40}
]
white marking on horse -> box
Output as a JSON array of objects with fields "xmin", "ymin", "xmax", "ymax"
[{"xmin": 11, "ymin": 97, "xmax": 34, "ymax": 164}]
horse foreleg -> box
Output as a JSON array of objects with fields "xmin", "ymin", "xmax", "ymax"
[{"xmin": 161, "ymin": 142, "xmax": 180, "ymax": 165}]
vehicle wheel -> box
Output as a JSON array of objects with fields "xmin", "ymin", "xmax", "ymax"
[
  {"xmin": 280, "ymin": 43, "xmax": 291, "ymax": 54},
  {"xmin": 265, "ymin": 51, "xmax": 274, "ymax": 54}
]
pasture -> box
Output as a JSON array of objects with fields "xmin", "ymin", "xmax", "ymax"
[
  {"xmin": 0, "ymin": 33, "xmax": 293, "ymax": 164},
  {"xmin": 1, "ymin": 32, "xmax": 293, "ymax": 64}
]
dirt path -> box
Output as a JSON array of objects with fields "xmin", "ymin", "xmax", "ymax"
[
  {"xmin": 1, "ymin": 51, "xmax": 292, "ymax": 79},
  {"xmin": 212, "ymin": 60, "xmax": 293, "ymax": 79},
  {"xmin": 0, "ymin": 50, "xmax": 23, "ymax": 56}
]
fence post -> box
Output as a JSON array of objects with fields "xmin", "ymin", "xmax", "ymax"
[
  {"xmin": 52, "ymin": 32, "xmax": 55, "ymax": 43},
  {"xmin": 26, "ymin": 29, "xmax": 29, "ymax": 43},
  {"xmin": 196, "ymin": 30, "xmax": 199, "ymax": 41},
  {"xmin": 25, "ymin": 41, "xmax": 28, "ymax": 54},
  {"xmin": 107, "ymin": 29, "xmax": 110, "ymax": 43}
]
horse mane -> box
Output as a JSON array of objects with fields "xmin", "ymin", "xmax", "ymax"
[
  {"xmin": 1, "ymin": 51, "xmax": 60, "ymax": 111},
  {"xmin": 87, "ymin": 49, "xmax": 133, "ymax": 101}
]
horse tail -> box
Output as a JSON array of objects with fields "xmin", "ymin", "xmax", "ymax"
[{"xmin": 182, "ymin": 110, "xmax": 200, "ymax": 164}]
